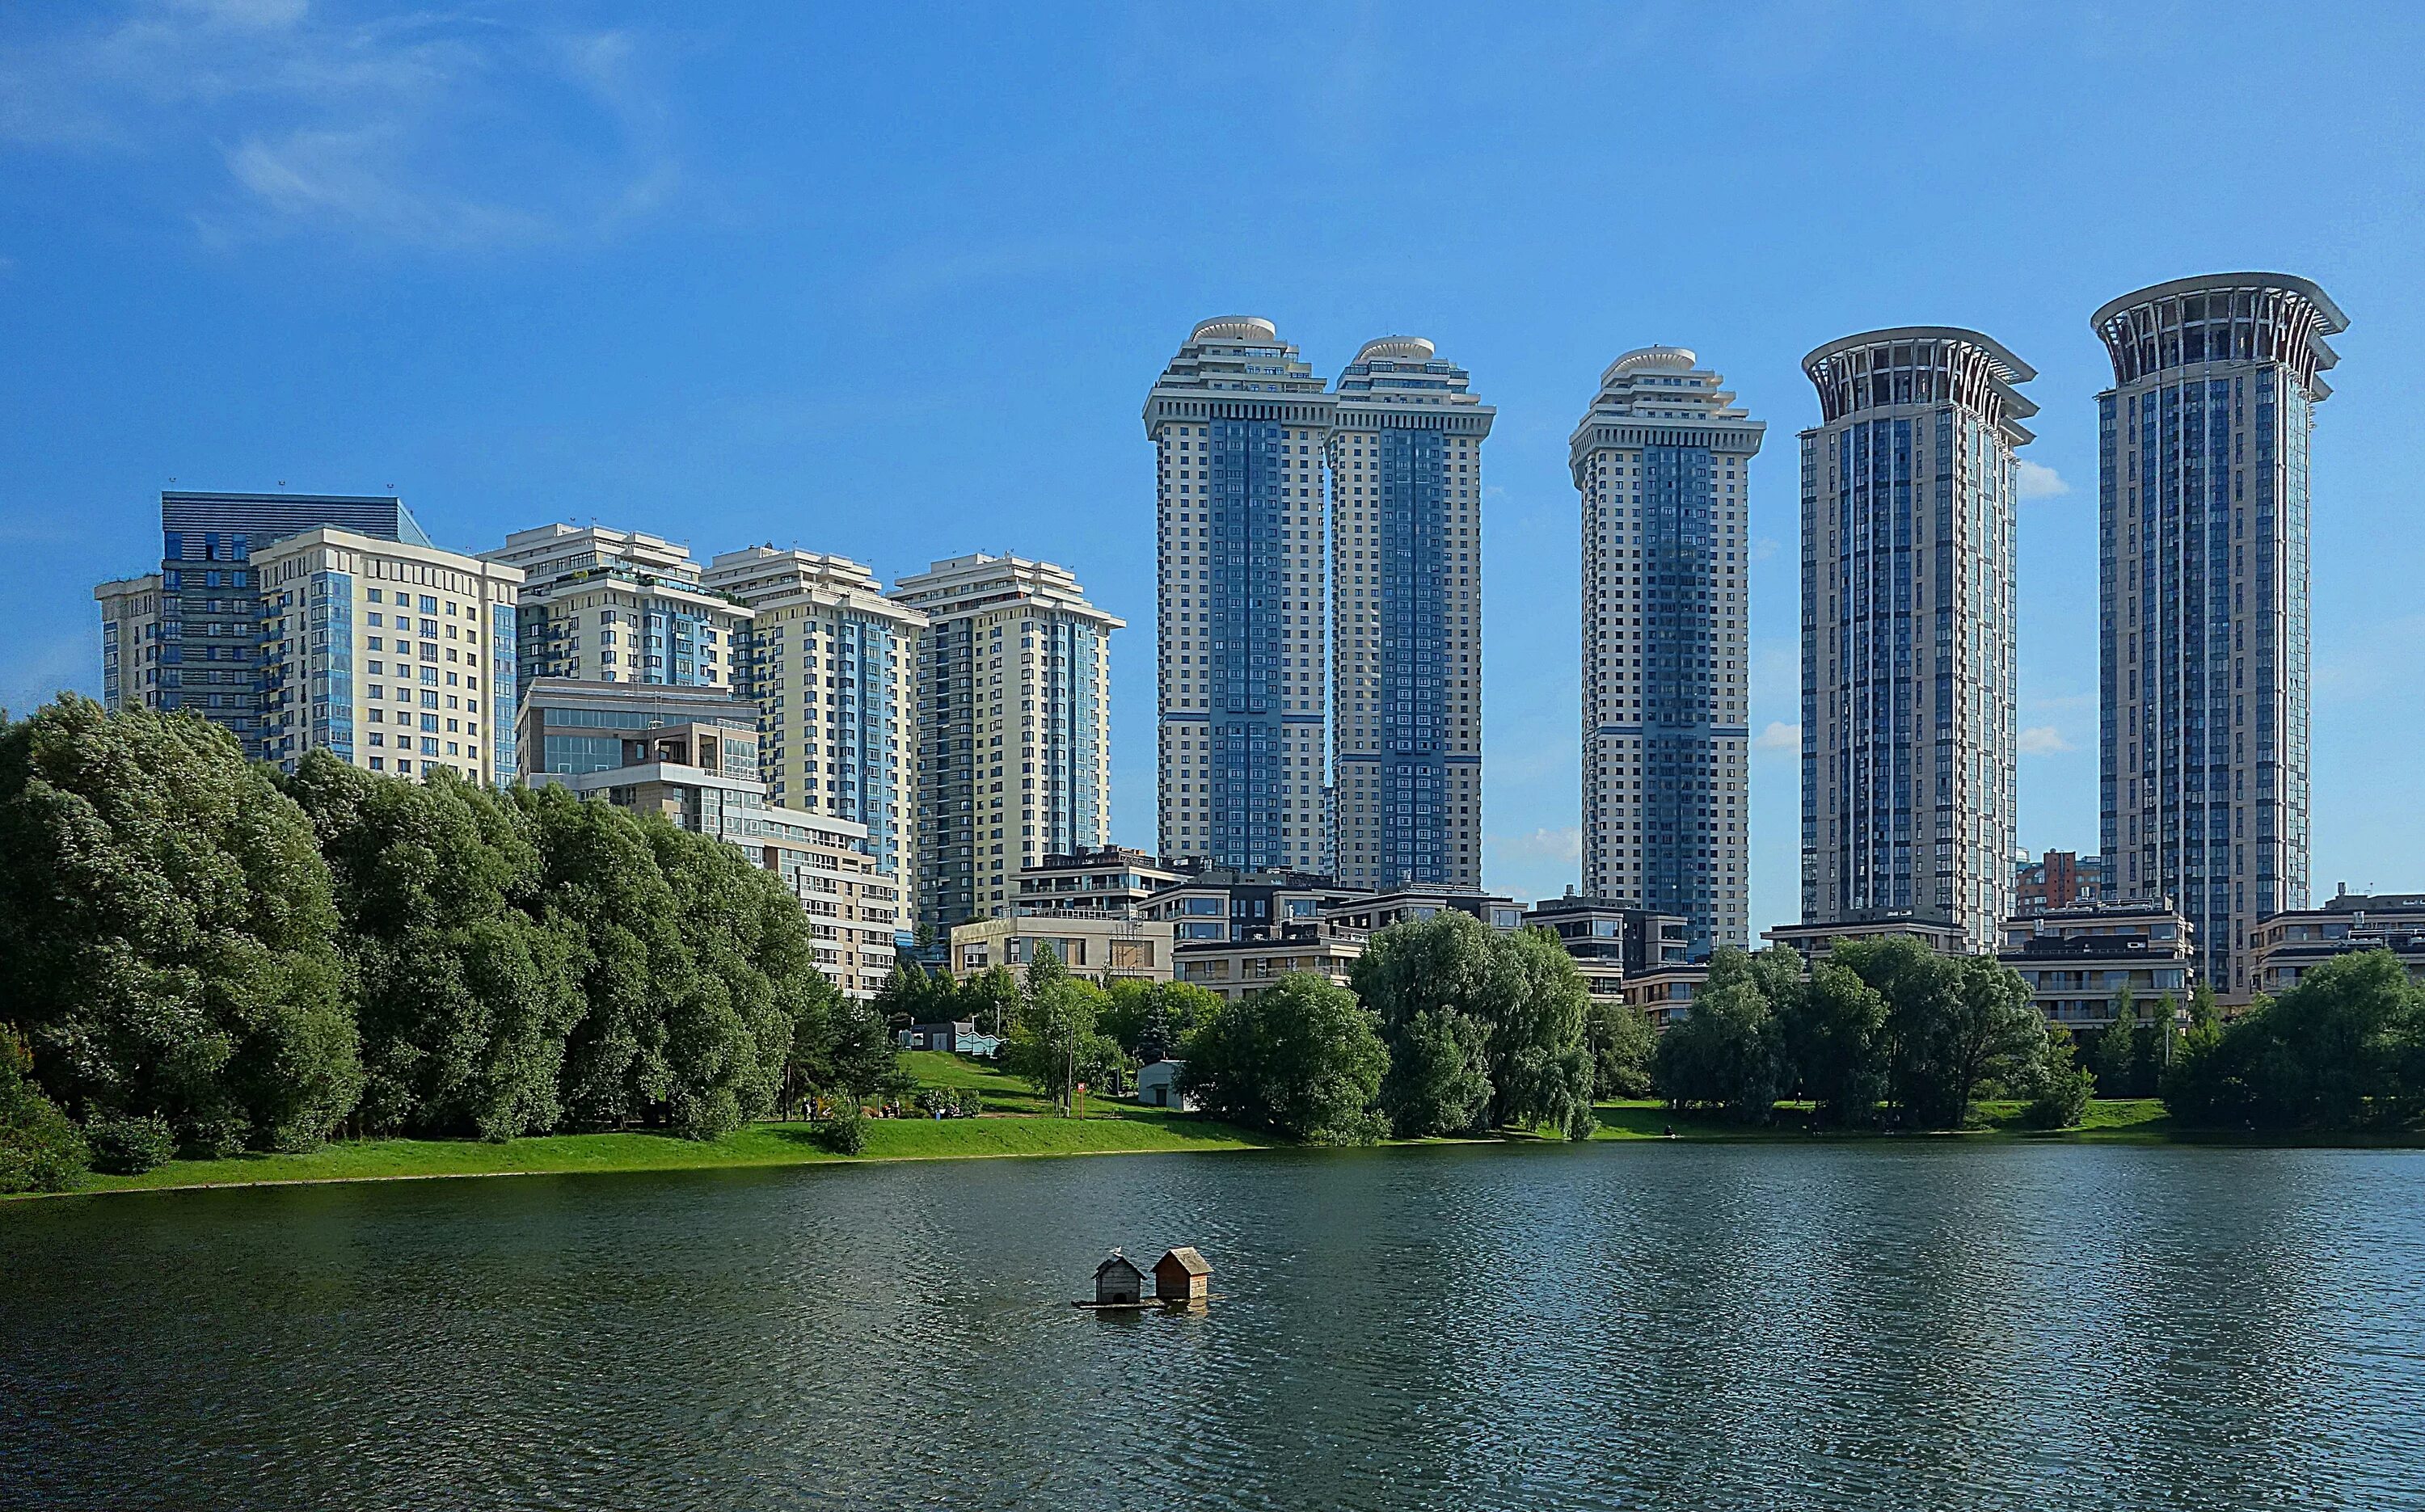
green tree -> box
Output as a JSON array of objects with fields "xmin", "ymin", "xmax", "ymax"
[
  {"xmin": 1851, "ymin": 943, "xmax": 2040, "ymax": 1129},
  {"xmin": 1650, "ymin": 948, "xmax": 1786, "ymax": 1122},
  {"xmin": 2086, "ymin": 985, "xmax": 2138, "ymax": 1097},
  {"xmin": 2164, "ymin": 951, "xmax": 2425, "ymax": 1131},
  {"xmin": 1584, "ymin": 996, "xmax": 1655, "ymax": 1101},
  {"xmin": 0, "ymin": 1024, "xmax": 88, "ymax": 1194},
  {"xmin": 1023, "ymin": 942, "xmax": 1069, "ymax": 1001},
  {"xmin": 1179, "ymin": 972, "xmax": 1388, "ymax": 1144},
  {"xmin": 284, "ymin": 755, "xmax": 582, "ymax": 1141},
  {"xmin": 959, "ymin": 967, "xmax": 1022, "ymax": 1038},
  {"xmin": 2019, "ymin": 1025, "xmax": 2094, "ymax": 1130},
  {"xmin": 0, "ymin": 697, "xmax": 359, "ymax": 1153},
  {"xmin": 1775, "ymin": 958, "xmax": 1887, "ymax": 1124},
  {"xmin": 1004, "ymin": 977, "xmax": 1120, "ymax": 1114},
  {"xmin": 874, "ymin": 960, "xmax": 958, "ymax": 1030},
  {"xmin": 1381, "ymin": 1006, "xmax": 1491, "ymax": 1136}
]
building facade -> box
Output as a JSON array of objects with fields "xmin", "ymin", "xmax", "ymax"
[
  {"xmin": 1146, "ymin": 317, "xmax": 1334, "ymax": 872},
  {"xmin": 890, "ymin": 554, "xmax": 1120, "ymax": 934},
  {"xmin": 527, "ymin": 697, "xmax": 904, "ymax": 998},
  {"xmin": 96, "ymin": 491, "xmax": 433, "ymax": 758},
  {"xmin": 702, "ymin": 545, "xmax": 924, "ymax": 882},
  {"xmin": 482, "ymin": 524, "xmax": 749, "ymax": 698},
  {"xmin": 252, "ymin": 527, "xmax": 522, "ymax": 783},
  {"xmin": 1574, "ymin": 347, "xmax": 1763, "ymax": 956},
  {"xmin": 2093, "ymin": 273, "xmax": 2345, "ymax": 1001},
  {"xmin": 1013, "ymin": 847, "xmax": 1186, "ymax": 920},
  {"xmin": 1328, "ymin": 336, "xmax": 1493, "ymax": 891},
  {"xmin": 1800, "ymin": 328, "xmax": 2032, "ymax": 954},
  {"xmin": 2250, "ymin": 890, "xmax": 2425, "ymax": 997},
  {"xmin": 1997, "ymin": 903, "xmax": 2195, "ymax": 1030},
  {"xmin": 1522, "ymin": 895, "xmax": 1691, "ymax": 1000},
  {"xmin": 2015, "ymin": 849, "xmax": 2109, "ymax": 915}
]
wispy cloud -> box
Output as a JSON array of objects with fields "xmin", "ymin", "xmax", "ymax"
[
  {"xmin": 1490, "ymin": 826, "xmax": 1582, "ymax": 865},
  {"xmin": 0, "ymin": 2, "xmax": 678, "ymax": 250},
  {"xmin": 1752, "ymin": 720, "xmax": 1800, "ymax": 752},
  {"xmin": 2018, "ymin": 724, "xmax": 2075, "ymax": 755},
  {"xmin": 2017, "ymin": 459, "xmax": 2070, "ymax": 500}
]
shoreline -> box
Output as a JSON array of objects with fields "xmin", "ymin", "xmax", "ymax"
[{"xmin": 12, "ymin": 1097, "xmax": 2422, "ymax": 1204}]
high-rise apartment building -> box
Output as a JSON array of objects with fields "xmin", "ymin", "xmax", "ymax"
[
  {"xmin": 702, "ymin": 545, "xmax": 922, "ymax": 882},
  {"xmin": 888, "ymin": 554, "xmax": 1121, "ymax": 934},
  {"xmin": 2093, "ymin": 273, "xmax": 2344, "ymax": 999},
  {"xmin": 481, "ymin": 524, "xmax": 750, "ymax": 698},
  {"xmin": 95, "ymin": 491, "xmax": 432, "ymax": 757},
  {"xmin": 1573, "ymin": 347, "xmax": 1762, "ymax": 956},
  {"xmin": 1800, "ymin": 328, "xmax": 2032, "ymax": 953},
  {"xmin": 252, "ymin": 527, "xmax": 522, "ymax": 783},
  {"xmin": 1146, "ymin": 317, "xmax": 1333, "ymax": 871},
  {"xmin": 1328, "ymin": 336, "xmax": 1493, "ymax": 891}
]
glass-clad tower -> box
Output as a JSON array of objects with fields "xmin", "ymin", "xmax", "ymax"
[
  {"xmin": 95, "ymin": 491, "xmax": 432, "ymax": 759},
  {"xmin": 1146, "ymin": 317, "xmax": 1334, "ymax": 871},
  {"xmin": 1330, "ymin": 336, "xmax": 1492, "ymax": 891},
  {"xmin": 1574, "ymin": 347, "xmax": 1762, "ymax": 957},
  {"xmin": 2093, "ymin": 273, "xmax": 2344, "ymax": 1000},
  {"xmin": 1799, "ymin": 328, "xmax": 2032, "ymax": 953}
]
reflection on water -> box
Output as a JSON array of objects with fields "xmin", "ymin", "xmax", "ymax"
[{"xmin": 6, "ymin": 1144, "xmax": 2423, "ymax": 1510}]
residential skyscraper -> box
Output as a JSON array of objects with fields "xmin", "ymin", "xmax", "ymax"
[
  {"xmin": 252, "ymin": 527, "xmax": 522, "ymax": 783},
  {"xmin": 702, "ymin": 545, "xmax": 922, "ymax": 884},
  {"xmin": 2093, "ymin": 273, "xmax": 2344, "ymax": 999},
  {"xmin": 1328, "ymin": 337, "xmax": 1493, "ymax": 891},
  {"xmin": 1573, "ymin": 347, "xmax": 1762, "ymax": 957},
  {"xmin": 1800, "ymin": 328, "xmax": 2032, "ymax": 952},
  {"xmin": 95, "ymin": 491, "xmax": 432, "ymax": 758},
  {"xmin": 481, "ymin": 524, "xmax": 751, "ymax": 698},
  {"xmin": 889, "ymin": 554, "xmax": 1121, "ymax": 934},
  {"xmin": 1146, "ymin": 317, "xmax": 1333, "ymax": 871}
]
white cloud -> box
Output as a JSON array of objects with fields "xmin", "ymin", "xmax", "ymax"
[
  {"xmin": 2017, "ymin": 460, "xmax": 2071, "ymax": 499},
  {"xmin": 2018, "ymin": 725, "xmax": 2074, "ymax": 755},
  {"xmin": 1753, "ymin": 720, "xmax": 1800, "ymax": 752},
  {"xmin": 1750, "ymin": 536, "xmax": 1779, "ymax": 561},
  {"xmin": 1489, "ymin": 827, "xmax": 1581, "ymax": 865},
  {"xmin": 0, "ymin": 2, "xmax": 677, "ymax": 250}
]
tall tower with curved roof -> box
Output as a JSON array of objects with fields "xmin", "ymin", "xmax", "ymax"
[
  {"xmin": 2093, "ymin": 274, "xmax": 2345, "ymax": 999},
  {"xmin": 1799, "ymin": 327, "xmax": 2034, "ymax": 951},
  {"xmin": 1145, "ymin": 318, "xmax": 1335, "ymax": 871},
  {"xmin": 1331, "ymin": 336, "xmax": 1494, "ymax": 891},
  {"xmin": 1572, "ymin": 347, "xmax": 1762, "ymax": 955}
]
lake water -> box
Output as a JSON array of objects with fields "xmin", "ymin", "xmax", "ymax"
[{"xmin": 6, "ymin": 1143, "xmax": 2425, "ymax": 1510}]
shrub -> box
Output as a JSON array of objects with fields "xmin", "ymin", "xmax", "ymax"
[
  {"xmin": 2018, "ymin": 1029, "xmax": 2093, "ymax": 1131},
  {"xmin": 2, "ymin": 1026, "xmax": 88, "ymax": 1194},
  {"xmin": 820, "ymin": 1093, "xmax": 867, "ymax": 1154},
  {"xmin": 956, "ymin": 1088, "xmax": 985, "ymax": 1118},
  {"xmin": 179, "ymin": 1114, "xmax": 251, "ymax": 1161},
  {"xmin": 86, "ymin": 1114, "xmax": 177, "ymax": 1174}
]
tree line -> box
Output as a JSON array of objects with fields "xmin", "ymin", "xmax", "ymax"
[{"xmin": 0, "ymin": 697, "xmax": 896, "ymax": 1192}]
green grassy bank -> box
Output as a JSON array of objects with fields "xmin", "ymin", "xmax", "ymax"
[{"xmin": 1586, "ymin": 1097, "xmax": 2176, "ymax": 1143}]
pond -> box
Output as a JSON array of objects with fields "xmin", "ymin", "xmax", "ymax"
[{"xmin": 6, "ymin": 1142, "xmax": 2423, "ymax": 1510}]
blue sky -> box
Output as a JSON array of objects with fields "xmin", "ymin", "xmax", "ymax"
[{"xmin": 4, "ymin": 1, "xmax": 2423, "ymax": 934}]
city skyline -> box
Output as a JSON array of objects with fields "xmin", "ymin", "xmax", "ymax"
[{"xmin": 11, "ymin": 3, "xmax": 2425, "ymax": 939}]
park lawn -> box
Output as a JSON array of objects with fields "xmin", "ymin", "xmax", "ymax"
[
  {"xmin": 899, "ymin": 1049, "xmax": 1055, "ymax": 1113},
  {"xmin": 1590, "ymin": 1097, "xmax": 2177, "ymax": 1142},
  {"xmin": 22, "ymin": 1102, "xmax": 1276, "ymax": 1202}
]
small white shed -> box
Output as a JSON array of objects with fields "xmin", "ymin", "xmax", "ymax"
[{"xmin": 1135, "ymin": 1059, "xmax": 1195, "ymax": 1112}]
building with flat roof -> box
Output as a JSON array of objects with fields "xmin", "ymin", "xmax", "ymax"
[
  {"xmin": 2250, "ymin": 890, "xmax": 2425, "ymax": 998},
  {"xmin": 2017, "ymin": 849, "xmax": 2107, "ymax": 915},
  {"xmin": 252, "ymin": 527, "xmax": 521, "ymax": 783},
  {"xmin": 514, "ymin": 677, "xmax": 757, "ymax": 781},
  {"xmin": 1322, "ymin": 887, "xmax": 1524, "ymax": 936},
  {"xmin": 1329, "ymin": 335, "xmax": 1493, "ymax": 893},
  {"xmin": 947, "ymin": 914, "xmax": 1175, "ymax": 983},
  {"xmin": 1997, "ymin": 903, "xmax": 2195, "ymax": 1030},
  {"xmin": 482, "ymin": 524, "xmax": 749, "ymax": 700},
  {"xmin": 1761, "ymin": 912, "xmax": 1974, "ymax": 967},
  {"xmin": 97, "ymin": 490, "xmax": 433, "ymax": 758},
  {"xmin": 1137, "ymin": 866, "xmax": 1358, "ymax": 946},
  {"xmin": 1148, "ymin": 316, "xmax": 1334, "ymax": 873},
  {"xmin": 1575, "ymin": 347, "xmax": 1763, "ymax": 958},
  {"xmin": 1014, "ymin": 846, "xmax": 1187, "ymax": 920},
  {"xmin": 1523, "ymin": 895, "xmax": 1691, "ymax": 1000},
  {"xmin": 2094, "ymin": 273, "xmax": 2346, "ymax": 1001},
  {"xmin": 890, "ymin": 553, "xmax": 1120, "ymax": 934},
  {"xmin": 1800, "ymin": 329, "xmax": 2032, "ymax": 954},
  {"xmin": 1173, "ymin": 922, "xmax": 1366, "ymax": 1003}
]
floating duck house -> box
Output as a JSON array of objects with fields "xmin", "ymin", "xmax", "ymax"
[
  {"xmin": 1093, "ymin": 1251, "xmax": 1145, "ymax": 1306},
  {"xmin": 1153, "ymin": 1247, "xmax": 1211, "ymax": 1304}
]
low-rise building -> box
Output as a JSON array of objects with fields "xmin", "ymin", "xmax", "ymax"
[
  {"xmin": 1522, "ymin": 895, "xmax": 1690, "ymax": 1000},
  {"xmin": 526, "ymin": 689, "xmax": 905, "ymax": 999},
  {"xmin": 2250, "ymin": 891, "xmax": 2425, "ymax": 998},
  {"xmin": 1997, "ymin": 903, "xmax": 2195, "ymax": 1030},
  {"xmin": 1135, "ymin": 1059, "xmax": 1194, "ymax": 1111},
  {"xmin": 1322, "ymin": 887, "xmax": 1525, "ymax": 936},
  {"xmin": 1621, "ymin": 963, "xmax": 1709, "ymax": 1031},
  {"xmin": 1013, "ymin": 846, "xmax": 1187, "ymax": 919},
  {"xmin": 1138, "ymin": 867, "xmax": 1358, "ymax": 946},
  {"xmin": 1761, "ymin": 912, "xmax": 1972, "ymax": 966},
  {"xmin": 947, "ymin": 914, "xmax": 1175, "ymax": 983},
  {"xmin": 1172, "ymin": 921, "xmax": 1365, "ymax": 1003},
  {"xmin": 2016, "ymin": 849, "xmax": 2109, "ymax": 916}
]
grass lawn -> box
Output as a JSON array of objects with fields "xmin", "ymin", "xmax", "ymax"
[
  {"xmin": 19, "ymin": 1055, "xmax": 1276, "ymax": 1202},
  {"xmin": 1588, "ymin": 1097, "xmax": 2178, "ymax": 1142}
]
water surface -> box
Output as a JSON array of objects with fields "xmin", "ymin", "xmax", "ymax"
[{"xmin": 6, "ymin": 1143, "xmax": 2423, "ymax": 1510}]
